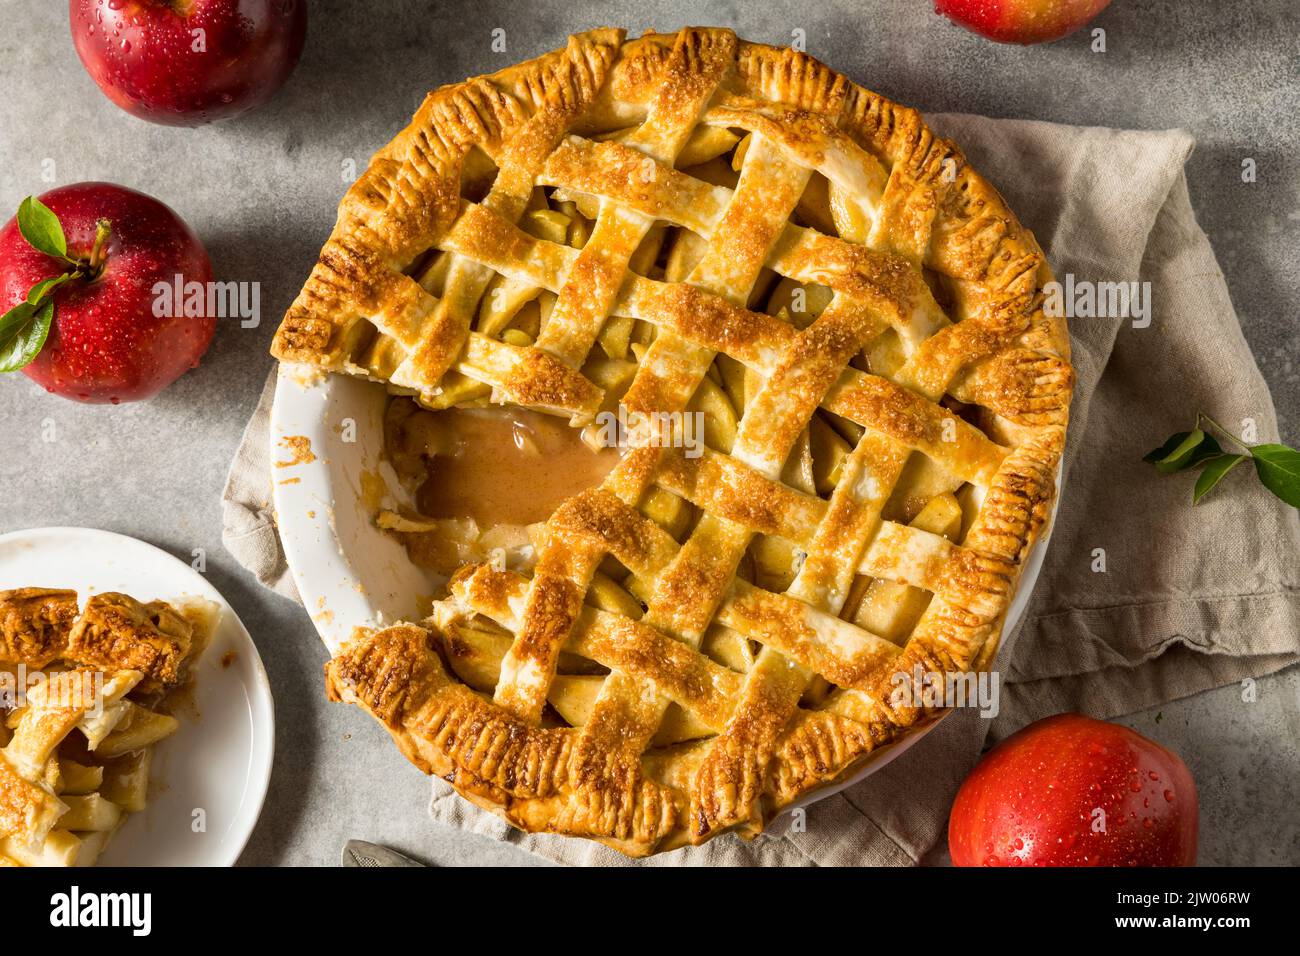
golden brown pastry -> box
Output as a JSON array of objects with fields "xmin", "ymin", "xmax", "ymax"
[{"xmin": 278, "ymin": 27, "xmax": 1072, "ymax": 856}]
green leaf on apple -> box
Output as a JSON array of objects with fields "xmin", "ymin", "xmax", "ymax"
[
  {"xmin": 26, "ymin": 273, "xmax": 71, "ymax": 304},
  {"xmin": 0, "ymin": 298, "xmax": 54, "ymax": 372},
  {"xmin": 16, "ymin": 196, "xmax": 68, "ymax": 260},
  {"xmin": 1, "ymin": 197, "xmax": 84, "ymax": 373}
]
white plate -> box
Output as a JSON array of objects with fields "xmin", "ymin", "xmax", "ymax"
[
  {"xmin": 0, "ymin": 527, "xmax": 275, "ymax": 867},
  {"xmin": 271, "ymin": 367, "xmax": 1058, "ymax": 823}
]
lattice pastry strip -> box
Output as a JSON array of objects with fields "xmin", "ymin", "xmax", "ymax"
[
  {"xmin": 429, "ymin": 204, "xmax": 1007, "ymax": 497},
  {"xmin": 534, "ymin": 28, "xmax": 737, "ymax": 369},
  {"xmin": 536, "ymin": 134, "xmax": 818, "ymax": 830},
  {"xmin": 430, "ymin": 144, "xmax": 955, "ymax": 421},
  {"xmin": 635, "ymin": 290, "xmax": 903, "ymax": 830},
  {"xmin": 299, "ymin": 91, "xmax": 958, "ymax": 421},
  {"xmin": 483, "ymin": 31, "xmax": 738, "ymax": 723},
  {"xmin": 479, "ymin": 127, "xmax": 813, "ymax": 754},
  {"xmin": 678, "ymin": 250, "xmax": 981, "ymax": 834},
  {"xmin": 297, "ymin": 28, "xmax": 1074, "ymax": 856},
  {"xmin": 504, "ymin": 296, "xmax": 917, "ymax": 833}
]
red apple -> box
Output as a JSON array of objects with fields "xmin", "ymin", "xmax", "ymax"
[
  {"xmin": 935, "ymin": 0, "xmax": 1112, "ymax": 44},
  {"xmin": 949, "ymin": 713, "xmax": 1198, "ymax": 866},
  {"xmin": 0, "ymin": 183, "xmax": 216, "ymax": 403},
  {"xmin": 70, "ymin": 0, "xmax": 307, "ymax": 126}
]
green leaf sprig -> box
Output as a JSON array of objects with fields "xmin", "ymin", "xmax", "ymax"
[
  {"xmin": 1145, "ymin": 414, "xmax": 1300, "ymax": 509},
  {"xmin": 0, "ymin": 196, "xmax": 111, "ymax": 373}
]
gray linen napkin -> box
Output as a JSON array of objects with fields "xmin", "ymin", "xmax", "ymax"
[{"xmin": 222, "ymin": 115, "xmax": 1300, "ymax": 866}]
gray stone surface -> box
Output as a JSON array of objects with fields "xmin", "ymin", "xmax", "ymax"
[{"xmin": 0, "ymin": 1, "xmax": 1296, "ymax": 866}]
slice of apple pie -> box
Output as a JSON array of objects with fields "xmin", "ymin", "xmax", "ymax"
[{"xmin": 0, "ymin": 588, "xmax": 218, "ymax": 867}]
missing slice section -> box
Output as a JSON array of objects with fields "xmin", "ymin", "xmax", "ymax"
[{"xmin": 380, "ymin": 397, "xmax": 620, "ymax": 576}]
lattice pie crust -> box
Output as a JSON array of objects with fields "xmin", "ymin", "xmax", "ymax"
[{"xmin": 272, "ymin": 28, "xmax": 1072, "ymax": 856}]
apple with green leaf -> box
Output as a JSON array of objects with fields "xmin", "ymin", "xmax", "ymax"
[
  {"xmin": 935, "ymin": 0, "xmax": 1112, "ymax": 44},
  {"xmin": 0, "ymin": 183, "xmax": 215, "ymax": 404},
  {"xmin": 70, "ymin": 0, "xmax": 308, "ymax": 126}
]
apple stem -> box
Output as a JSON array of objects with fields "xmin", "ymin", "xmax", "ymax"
[{"xmin": 87, "ymin": 218, "xmax": 112, "ymax": 276}]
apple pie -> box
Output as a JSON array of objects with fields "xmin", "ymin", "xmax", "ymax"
[
  {"xmin": 0, "ymin": 588, "xmax": 218, "ymax": 866},
  {"xmin": 273, "ymin": 27, "xmax": 1072, "ymax": 855}
]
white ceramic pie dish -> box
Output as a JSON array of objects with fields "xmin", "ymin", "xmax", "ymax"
[
  {"xmin": 0, "ymin": 526, "xmax": 275, "ymax": 866},
  {"xmin": 271, "ymin": 365, "xmax": 1059, "ymax": 828}
]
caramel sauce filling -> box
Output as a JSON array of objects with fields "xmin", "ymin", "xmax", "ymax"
[{"xmin": 411, "ymin": 407, "xmax": 619, "ymax": 526}]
